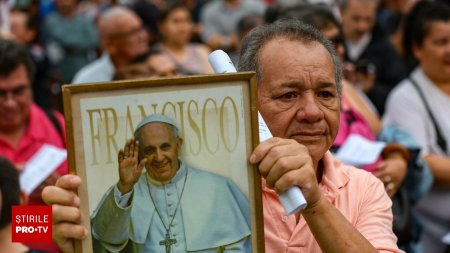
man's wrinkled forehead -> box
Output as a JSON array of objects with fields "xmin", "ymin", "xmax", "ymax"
[{"xmin": 258, "ymin": 38, "xmax": 327, "ymax": 75}]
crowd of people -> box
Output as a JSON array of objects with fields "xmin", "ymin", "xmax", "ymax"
[{"xmin": 0, "ymin": 0, "xmax": 449, "ymax": 253}]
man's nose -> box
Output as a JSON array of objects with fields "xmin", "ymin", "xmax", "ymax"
[
  {"xmin": 2, "ymin": 92, "xmax": 17, "ymax": 106},
  {"xmin": 296, "ymin": 95, "xmax": 323, "ymax": 123},
  {"xmin": 139, "ymin": 29, "xmax": 149, "ymax": 42},
  {"xmin": 445, "ymin": 41, "xmax": 450, "ymax": 53},
  {"xmin": 357, "ymin": 20, "xmax": 371, "ymax": 34},
  {"xmin": 154, "ymin": 150, "xmax": 164, "ymax": 162}
]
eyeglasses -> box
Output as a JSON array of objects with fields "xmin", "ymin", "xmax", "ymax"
[
  {"xmin": 0, "ymin": 85, "xmax": 30, "ymax": 103},
  {"xmin": 109, "ymin": 27, "xmax": 146, "ymax": 40}
]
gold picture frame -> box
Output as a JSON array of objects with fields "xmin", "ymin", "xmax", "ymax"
[{"xmin": 62, "ymin": 72, "xmax": 264, "ymax": 253}]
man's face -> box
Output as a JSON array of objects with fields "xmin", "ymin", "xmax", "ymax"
[
  {"xmin": 341, "ymin": 0, "xmax": 377, "ymax": 42},
  {"xmin": 138, "ymin": 122, "xmax": 182, "ymax": 182},
  {"xmin": 108, "ymin": 12, "xmax": 149, "ymax": 62},
  {"xmin": 0, "ymin": 64, "xmax": 32, "ymax": 133},
  {"xmin": 10, "ymin": 12, "xmax": 34, "ymax": 45},
  {"xmin": 413, "ymin": 21, "xmax": 450, "ymax": 83},
  {"xmin": 258, "ymin": 38, "xmax": 340, "ymax": 164}
]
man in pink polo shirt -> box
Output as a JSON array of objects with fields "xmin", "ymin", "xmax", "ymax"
[
  {"xmin": 238, "ymin": 19, "xmax": 401, "ymax": 253},
  {"xmin": 43, "ymin": 20, "xmax": 401, "ymax": 253},
  {"xmin": 0, "ymin": 39, "xmax": 67, "ymax": 253}
]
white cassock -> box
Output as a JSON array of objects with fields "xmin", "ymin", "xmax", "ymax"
[{"xmin": 91, "ymin": 160, "xmax": 251, "ymax": 252}]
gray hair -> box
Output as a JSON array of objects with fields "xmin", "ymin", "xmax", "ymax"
[{"xmin": 237, "ymin": 19, "xmax": 342, "ymax": 96}]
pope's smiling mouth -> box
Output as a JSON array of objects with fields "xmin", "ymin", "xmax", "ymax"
[{"xmin": 151, "ymin": 161, "xmax": 170, "ymax": 170}]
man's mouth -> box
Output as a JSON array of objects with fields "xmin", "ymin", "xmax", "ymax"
[
  {"xmin": 2, "ymin": 110, "xmax": 18, "ymax": 117},
  {"xmin": 292, "ymin": 131, "xmax": 325, "ymax": 137},
  {"xmin": 151, "ymin": 161, "xmax": 169, "ymax": 169},
  {"xmin": 291, "ymin": 132, "xmax": 325, "ymax": 142}
]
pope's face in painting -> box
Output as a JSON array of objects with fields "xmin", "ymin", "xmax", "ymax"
[{"xmin": 137, "ymin": 122, "xmax": 183, "ymax": 182}]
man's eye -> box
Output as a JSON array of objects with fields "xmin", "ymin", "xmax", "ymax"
[
  {"xmin": 434, "ymin": 38, "xmax": 449, "ymax": 46},
  {"xmin": 278, "ymin": 92, "xmax": 297, "ymax": 100},
  {"xmin": 144, "ymin": 148, "xmax": 155, "ymax": 155},
  {"xmin": 161, "ymin": 144, "xmax": 171, "ymax": 150},
  {"xmin": 13, "ymin": 86, "xmax": 28, "ymax": 96},
  {"xmin": 317, "ymin": 91, "xmax": 334, "ymax": 98}
]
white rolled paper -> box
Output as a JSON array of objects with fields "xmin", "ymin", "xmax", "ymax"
[
  {"xmin": 258, "ymin": 112, "xmax": 308, "ymax": 215},
  {"xmin": 208, "ymin": 50, "xmax": 237, "ymax": 73},
  {"xmin": 279, "ymin": 187, "xmax": 308, "ymax": 215},
  {"xmin": 258, "ymin": 112, "xmax": 272, "ymax": 142}
]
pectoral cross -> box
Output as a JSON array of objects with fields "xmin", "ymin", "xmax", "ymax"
[{"xmin": 160, "ymin": 232, "xmax": 177, "ymax": 253}]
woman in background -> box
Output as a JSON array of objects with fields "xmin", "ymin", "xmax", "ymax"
[{"xmin": 155, "ymin": 3, "xmax": 213, "ymax": 75}]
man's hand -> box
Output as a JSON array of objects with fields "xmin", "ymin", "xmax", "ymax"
[
  {"xmin": 117, "ymin": 139, "xmax": 147, "ymax": 194},
  {"xmin": 355, "ymin": 71, "xmax": 376, "ymax": 93},
  {"xmin": 30, "ymin": 171, "xmax": 61, "ymax": 201},
  {"xmin": 249, "ymin": 137, "xmax": 323, "ymax": 208},
  {"xmin": 42, "ymin": 175, "xmax": 87, "ymax": 253}
]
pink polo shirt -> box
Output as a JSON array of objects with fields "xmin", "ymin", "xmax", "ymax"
[
  {"xmin": 0, "ymin": 104, "xmax": 68, "ymax": 205},
  {"xmin": 263, "ymin": 151, "xmax": 403, "ymax": 253}
]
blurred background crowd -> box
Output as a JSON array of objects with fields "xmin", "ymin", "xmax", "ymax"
[{"xmin": 0, "ymin": 0, "xmax": 449, "ymax": 253}]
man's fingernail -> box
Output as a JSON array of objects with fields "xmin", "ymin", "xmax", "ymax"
[
  {"xmin": 70, "ymin": 177, "xmax": 80, "ymax": 184},
  {"xmin": 83, "ymin": 228, "xmax": 88, "ymax": 238}
]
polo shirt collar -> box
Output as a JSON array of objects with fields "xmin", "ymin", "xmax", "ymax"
[
  {"xmin": 24, "ymin": 104, "xmax": 49, "ymax": 142},
  {"xmin": 319, "ymin": 151, "xmax": 350, "ymax": 202}
]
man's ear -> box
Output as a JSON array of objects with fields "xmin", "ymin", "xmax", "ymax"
[
  {"xmin": 177, "ymin": 137, "xmax": 183, "ymax": 154},
  {"xmin": 103, "ymin": 38, "xmax": 116, "ymax": 55},
  {"xmin": 19, "ymin": 191, "xmax": 29, "ymax": 206},
  {"xmin": 411, "ymin": 42, "xmax": 422, "ymax": 61},
  {"xmin": 24, "ymin": 29, "xmax": 36, "ymax": 44}
]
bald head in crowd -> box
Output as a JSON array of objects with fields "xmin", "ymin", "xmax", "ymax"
[
  {"xmin": 98, "ymin": 7, "xmax": 149, "ymax": 68},
  {"xmin": 72, "ymin": 7, "xmax": 150, "ymax": 83}
]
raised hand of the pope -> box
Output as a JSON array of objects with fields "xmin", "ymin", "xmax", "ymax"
[
  {"xmin": 250, "ymin": 137, "xmax": 323, "ymax": 208},
  {"xmin": 117, "ymin": 139, "xmax": 147, "ymax": 194}
]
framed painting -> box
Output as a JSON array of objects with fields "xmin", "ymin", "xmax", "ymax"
[{"xmin": 62, "ymin": 72, "xmax": 264, "ymax": 253}]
